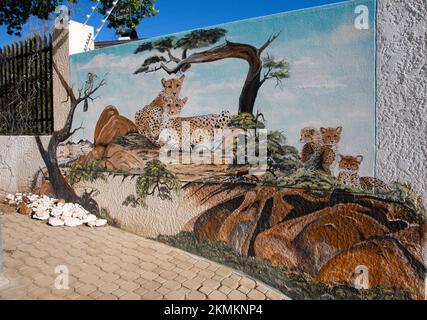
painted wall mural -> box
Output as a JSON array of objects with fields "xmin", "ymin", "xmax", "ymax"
[{"xmin": 32, "ymin": 0, "xmax": 425, "ymax": 299}]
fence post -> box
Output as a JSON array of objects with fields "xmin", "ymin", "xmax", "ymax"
[{"xmin": 52, "ymin": 27, "xmax": 70, "ymax": 131}]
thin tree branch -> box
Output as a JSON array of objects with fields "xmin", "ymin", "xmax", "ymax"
[
  {"xmin": 166, "ymin": 48, "xmax": 180, "ymax": 63},
  {"xmin": 258, "ymin": 31, "xmax": 282, "ymax": 53},
  {"xmin": 182, "ymin": 47, "xmax": 189, "ymax": 59}
]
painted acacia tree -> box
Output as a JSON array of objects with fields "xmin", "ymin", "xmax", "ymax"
[
  {"xmin": 133, "ymin": 28, "xmax": 290, "ymax": 114},
  {"xmin": 35, "ymin": 62, "xmax": 106, "ymax": 214}
]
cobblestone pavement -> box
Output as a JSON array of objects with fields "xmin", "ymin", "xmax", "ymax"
[{"xmin": 0, "ymin": 209, "xmax": 288, "ymax": 300}]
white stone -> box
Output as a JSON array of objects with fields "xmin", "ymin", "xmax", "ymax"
[
  {"xmin": 61, "ymin": 210, "xmax": 73, "ymax": 218},
  {"xmin": 50, "ymin": 206, "xmax": 64, "ymax": 217},
  {"xmin": 87, "ymin": 220, "xmax": 96, "ymax": 227},
  {"xmin": 64, "ymin": 217, "xmax": 83, "ymax": 227},
  {"xmin": 82, "ymin": 214, "xmax": 97, "ymax": 223},
  {"xmin": 48, "ymin": 217, "xmax": 65, "ymax": 226},
  {"xmin": 32, "ymin": 213, "xmax": 49, "ymax": 220},
  {"xmin": 95, "ymin": 219, "xmax": 107, "ymax": 227}
]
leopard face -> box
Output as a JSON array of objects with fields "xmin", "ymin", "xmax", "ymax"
[
  {"xmin": 163, "ymin": 95, "xmax": 188, "ymax": 115},
  {"xmin": 161, "ymin": 75, "xmax": 185, "ymax": 97},
  {"xmin": 300, "ymin": 127, "xmax": 320, "ymax": 144},
  {"xmin": 338, "ymin": 154, "xmax": 363, "ymax": 173},
  {"xmin": 320, "ymin": 126, "xmax": 342, "ymax": 146}
]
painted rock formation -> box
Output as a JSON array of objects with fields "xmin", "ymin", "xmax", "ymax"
[
  {"xmin": 78, "ymin": 105, "xmax": 142, "ymax": 172},
  {"xmin": 184, "ymin": 178, "xmax": 426, "ymax": 299}
]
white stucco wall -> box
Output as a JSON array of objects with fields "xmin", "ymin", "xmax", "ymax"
[
  {"xmin": 0, "ymin": 136, "xmax": 50, "ymax": 194},
  {"xmin": 74, "ymin": 178, "xmax": 203, "ymax": 237},
  {"xmin": 376, "ymin": 0, "xmax": 426, "ymax": 202}
]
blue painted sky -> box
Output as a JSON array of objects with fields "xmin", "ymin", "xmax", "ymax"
[
  {"xmin": 0, "ymin": 0, "xmax": 347, "ymax": 47},
  {"xmin": 70, "ymin": 0, "xmax": 376, "ymax": 176}
]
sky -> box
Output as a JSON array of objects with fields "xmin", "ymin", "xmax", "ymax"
[
  {"xmin": 69, "ymin": 0, "xmax": 376, "ymax": 176},
  {"xmin": 0, "ymin": 0, "xmax": 348, "ymax": 47}
]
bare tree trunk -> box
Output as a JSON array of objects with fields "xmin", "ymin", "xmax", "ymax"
[
  {"xmin": 35, "ymin": 135, "xmax": 99, "ymax": 214},
  {"xmin": 34, "ymin": 63, "xmax": 105, "ymax": 214}
]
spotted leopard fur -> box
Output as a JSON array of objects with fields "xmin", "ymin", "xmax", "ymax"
[{"xmin": 338, "ymin": 154, "xmax": 389, "ymax": 191}]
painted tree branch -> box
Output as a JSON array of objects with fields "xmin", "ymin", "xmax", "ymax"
[{"xmin": 136, "ymin": 31, "xmax": 283, "ymax": 114}]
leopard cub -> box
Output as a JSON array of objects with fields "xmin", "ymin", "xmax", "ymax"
[
  {"xmin": 337, "ymin": 154, "xmax": 389, "ymax": 191},
  {"xmin": 300, "ymin": 126, "xmax": 342, "ymax": 175}
]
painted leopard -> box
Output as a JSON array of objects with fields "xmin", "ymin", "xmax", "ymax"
[
  {"xmin": 158, "ymin": 111, "xmax": 234, "ymax": 152},
  {"xmin": 337, "ymin": 154, "xmax": 389, "ymax": 191},
  {"xmin": 300, "ymin": 126, "xmax": 342, "ymax": 175},
  {"xmin": 135, "ymin": 95, "xmax": 188, "ymax": 146},
  {"xmin": 134, "ymin": 76, "xmax": 186, "ymax": 145}
]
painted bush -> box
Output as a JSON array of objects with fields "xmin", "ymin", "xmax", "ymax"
[{"xmin": 34, "ymin": 0, "xmax": 425, "ymax": 299}]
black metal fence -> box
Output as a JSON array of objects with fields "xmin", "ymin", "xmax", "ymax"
[{"xmin": 0, "ymin": 35, "xmax": 53, "ymax": 135}]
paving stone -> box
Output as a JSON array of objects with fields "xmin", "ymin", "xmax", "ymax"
[
  {"xmin": 119, "ymin": 292, "xmax": 141, "ymax": 300},
  {"xmin": 208, "ymin": 290, "xmax": 227, "ymax": 300},
  {"xmin": 140, "ymin": 271, "xmax": 159, "ymax": 281},
  {"xmin": 228, "ymin": 290, "xmax": 247, "ymax": 300},
  {"xmin": 183, "ymin": 278, "xmax": 202, "ymax": 290},
  {"xmin": 240, "ymin": 278, "xmax": 256, "ymax": 289},
  {"xmin": 99, "ymin": 282, "xmax": 120, "ymax": 294},
  {"xmin": 238, "ymin": 285, "xmax": 251, "ymax": 295},
  {"xmin": 164, "ymin": 287, "xmax": 189, "ymax": 300},
  {"xmin": 112, "ymin": 288, "xmax": 128, "ymax": 298},
  {"xmin": 75, "ymin": 284, "xmax": 97, "ymax": 295},
  {"xmin": 247, "ymin": 289, "xmax": 266, "ymax": 300},
  {"xmin": 221, "ymin": 277, "xmax": 239, "ymax": 289},
  {"xmin": 99, "ymin": 293, "xmax": 118, "ymax": 300},
  {"xmin": 0, "ymin": 212, "xmax": 284, "ymax": 301},
  {"xmin": 186, "ymin": 291, "xmax": 206, "ymax": 300},
  {"xmin": 142, "ymin": 291, "xmax": 164, "ymax": 300},
  {"xmin": 119, "ymin": 281, "xmax": 139, "ymax": 292},
  {"xmin": 162, "ymin": 280, "xmax": 182, "ymax": 291},
  {"xmin": 219, "ymin": 285, "xmax": 233, "ymax": 295}
]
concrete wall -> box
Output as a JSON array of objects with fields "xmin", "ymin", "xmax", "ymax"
[
  {"xmin": 376, "ymin": 0, "xmax": 426, "ymax": 202},
  {"xmin": 0, "ymin": 136, "xmax": 50, "ymax": 194}
]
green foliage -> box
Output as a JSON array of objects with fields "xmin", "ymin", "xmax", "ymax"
[
  {"xmin": 262, "ymin": 54, "xmax": 290, "ymax": 87},
  {"xmin": 229, "ymin": 112, "xmax": 265, "ymax": 130},
  {"xmin": 175, "ymin": 28, "xmax": 227, "ymax": 50},
  {"xmin": 123, "ymin": 159, "xmax": 181, "ymax": 207},
  {"xmin": 97, "ymin": 0, "xmax": 158, "ymax": 35},
  {"xmin": 274, "ymin": 168, "xmax": 341, "ymax": 192},
  {"xmin": 0, "ymin": 0, "xmax": 157, "ymax": 36},
  {"xmin": 229, "ymin": 113, "xmax": 299, "ymax": 175},
  {"xmin": 67, "ymin": 160, "xmax": 107, "ymax": 186},
  {"xmin": 134, "ymin": 54, "xmax": 167, "ymax": 74},
  {"xmin": 376, "ymin": 182, "xmax": 426, "ymax": 223},
  {"xmin": 134, "ymin": 28, "xmax": 227, "ymax": 73},
  {"xmin": 0, "ymin": 0, "xmax": 60, "ymax": 36},
  {"xmin": 267, "ymin": 130, "xmax": 300, "ymax": 175}
]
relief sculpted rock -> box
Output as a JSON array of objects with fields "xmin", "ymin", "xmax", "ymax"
[
  {"xmin": 254, "ymin": 203, "xmax": 389, "ymax": 274},
  {"xmin": 94, "ymin": 105, "xmax": 119, "ymax": 144},
  {"xmin": 317, "ymin": 237, "xmax": 426, "ymax": 299},
  {"xmin": 186, "ymin": 180, "xmax": 425, "ymax": 297},
  {"xmin": 95, "ymin": 114, "xmax": 138, "ymax": 147},
  {"xmin": 99, "ymin": 144, "xmax": 144, "ymax": 172}
]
